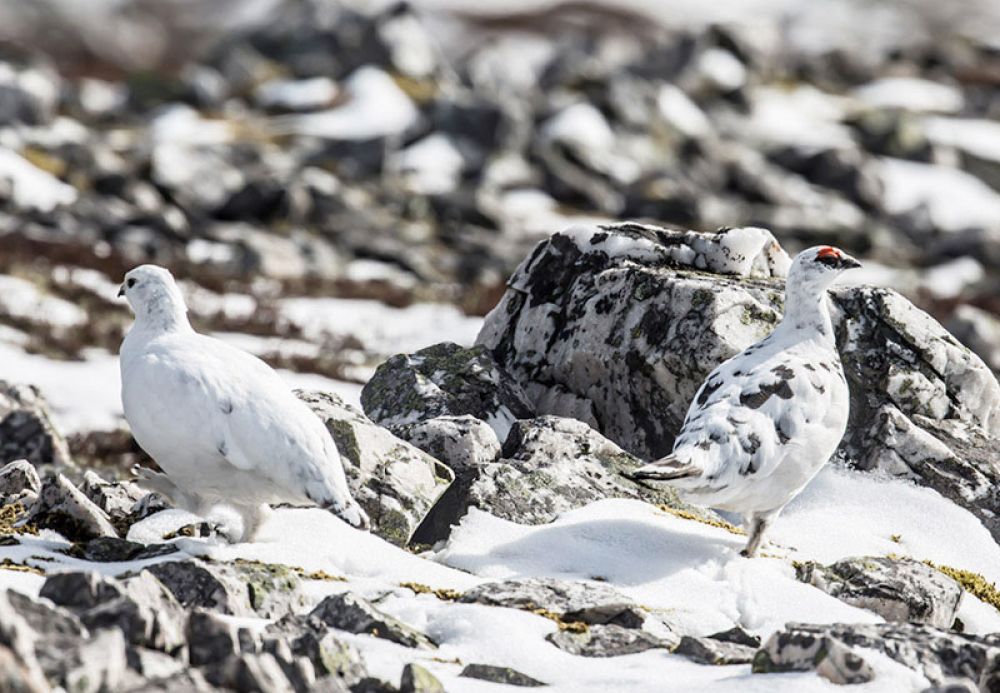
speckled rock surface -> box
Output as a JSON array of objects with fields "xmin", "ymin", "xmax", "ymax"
[
  {"xmin": 755, "ymin": 622, "xmax": 1000, "ymax": 686},
  {"xmin": 297, "ymin": 390, "xmax": 453, "ymax": 547},
  {"xmin": 0, "ymin": 381, "xmax": 73, "ymax": 471},
  {"xmin": 796, "ymin": 556, "xmax": 963, "ymax": 628}
]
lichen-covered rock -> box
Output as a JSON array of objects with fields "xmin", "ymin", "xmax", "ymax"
[
  {"xmin": 476, "ymin": 224, "xmax": 791, "ymax": 460},
  {"xmin": 0, "ymin": 381, "xmax": 72, "ymax": 470},
  {"xmin": 26, "ymin": 473, "xmax": 118, "ymax": 541},
  {"xmin": 187, "ymin": 610, "xmax": 241, "ymax": 666},
  {"xmin": 148, "ymin": 559, "xmax": 306, "ymax": 619},
  {"xmin": 461, "ymin": 577, "xmax": 646, "ymax": 628},
  {"xmin": 796, "ymin": 556, "xmax": 963, "ymax": 628},
  {"xmin": 754, "ymin": 622, "xmax": 1000, "ymax": 686},
  {"xmin": 264, "ymin": 617, "xmax": 369, "ymax": 686},
  {"xmin": 297, "ymin": 390, "xmax": 453, "ymax": 547},
  {"xmin": 308, "ymin": 592, "xmax": 436, "ymax": 650},
  {"xmin": 202, "ymin": 652, "xmax": 295, "ymax": 692},
  {"xmin": 547, "ymin": 625, "xmax": 670, "ymax": 657},
  {"xmin": 361, "ymin": 342, "xmax": 534, "ymax": 441},
  {"xmin": 460, "ymin": 416, "xmax": 703, "ymax": 532},
  {"xmin": 400, "ymin": 662, "xmax": 444, "ymax": 693},
  {"xmin": 477, "ymin": 224, "xmax": 1000, "ymax": 539}
]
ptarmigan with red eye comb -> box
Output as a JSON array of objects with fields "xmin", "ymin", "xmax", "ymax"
[{"xmin": 630, "ymin": 246, "xmax": 861, "ymax": 557}]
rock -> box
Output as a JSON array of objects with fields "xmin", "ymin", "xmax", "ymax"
[
  {"xmin": 707, "ymin": 626, "xmax": 761, "ymax": 648},
  {"xmin": 127, "ymin": 646, "xmax": 187, "ymax": 680},
  {"xmin": 264, "ymin": 618, "xmax": 368, "ymax": 686},
  {"xmin": 476, "ymin": 224, "xmax": 791, "ymax": 460},
  {"xmin": 754, "ymin": 622, "xmax": 1000, "ymax": 686},
  {"xmin": 296, "ymin": 390, "xmax": 453, "ymax": 547},
  {"xmin": 123, "ymin": 669, "xmax": 218, "ymax": 692},
  {"xmin": 202, "ymin": 652, "xmax": 295, "ymax": 692},
  {"xmin": 476, "ymin": 224, "xmax": 1000, "ymax": 540},
  {"xmin": 547, "ymin": 625, "xmax": 670, "ymax": 657},
  {"xmin": 26, "ymin": 473, "xmax": 118, "ymax": 541},
  {"xmin": 461, "ymin": 577, "xmax": 646, "ymax": 628},
  {"xmin": 57, "ymin": 627, "xmax": 130, "ymax": 693},
  {"xmin": 459, "ymin": 663, "xmax": 546, "ymax": 687},
  {"xmin": 0, "ymin": 382, "xmax": 72, "ymax": 470},
  {"xmin": 0, "ymin": 459, "xmax": 40, "ymax": 502},
  {"xmin": 79, "ymin": 470, "xmax": 146, "ymax": 531},
  {"xmin": 67, "ymin": 536, "xmax": 178, "ymax": 562},
  {"xmin": 796, "ymin": 556, "xmax": 964, "ymax": 628},
  {"xmin": 948, "ymin": 305, "xmax": 1000, "ymax": 374},
  {"xmin": 148, "ymin": 559, "xmax": 306, "ymax": 619},
  {"xmin": 361, "ymin": 342, "xmax": 534, "ymax": 441},
  {"xmin": 429, "ymin": 416, "xmax": 703, "ymax": 536},
  {"xmin": 400, "ymin": 663, "xmax": 444, "ymax": 693},
  {"xmin": 0, "ymin": 644, "xmax": 48, "ymax": 693},
  {"xmin": 42, "ymin": 570, "xmax": 187, "ymax": 654},
  {"xmin": 309, "ymin": 592, "xmax": 435, "ymax": 650},
  {"xmin": 187, "ymin": 610, "xmax": 240, "ymax": 666},
  {"xmin": 674, "ymin": 635, "xmax": 756, "ymax": 665}
]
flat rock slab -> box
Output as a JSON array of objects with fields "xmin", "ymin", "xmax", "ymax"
[
  {"xmin": 460, "ymin": 664, "xmax": 546, "ymax": 687},
  {"xmin": 674, "ymin": 636, "xmax": 756, "ymax": 665},
  {"xmin": 796, "ymin": 556, "xmax": 963, "ymax": 628},
  {"xmin": 309, "ymin": 592, "xmax": 436, "ymax": 650},
  {"xmin": 547, "ymin": 624, "xmax": 670, "ymax": 657}
]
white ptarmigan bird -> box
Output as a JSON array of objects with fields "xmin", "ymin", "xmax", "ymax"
[
  {"xmin": 631, "ymin": 245, "xmax": 860, "ymax": 557},
  {"xmin": 118, "ymin": 265, "xmax": 369, "ymax": 541}
]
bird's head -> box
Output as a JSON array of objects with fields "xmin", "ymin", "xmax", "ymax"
[
  {"xmin": 118, "ymin": 265, "xmax": 189, "ymax": 326},
  {"xmin": 788, "ymin": 245, "xmax": 861, "ymax": 291}
]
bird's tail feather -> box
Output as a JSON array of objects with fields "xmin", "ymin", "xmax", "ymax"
[{"xmin": 629, "ymin": 455, "xmax": 702, "ymax": 481}]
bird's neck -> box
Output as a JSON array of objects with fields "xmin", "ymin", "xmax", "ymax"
[
  {"xmin": 133, "ymin": 300, "xmax": 193, "ymax": 336},
  {"xmin": 777, "ymin": 285, "xmax": 836, "ymax": 345}
]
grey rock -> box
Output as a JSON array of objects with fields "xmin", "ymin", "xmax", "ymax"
[
  {"xmin": 461, "ymin": 416, "xmax": 704, "ymax": 531},
  {"xmin": 754, "ymin": 622, "xmax": 1000, "ymax": 686},
  {"xmin": 674, "ymin": 635, "xmax": 756, "ymax": 665},
  {"xmin": 202, "ymin": 652, "xmax": 294, "ymax": 692},
  {"xmin": 81, "ymin": 571, "xmax": 188, "ymax": 654},
  {"xmin": 0, "ymin": 643, "xmax": 48, "ymax": 693},
  {"xmin": 923, "ymin": 680, "xmax": 978, "ymax": 693},
  {"xmin": 26, "ymin": 473, "xmax": 118, "ymax": 541},
  {"xmin": 400, "ymin": 663, "xmax": 444, "ymax": 693},
  {"xmin": 0, "ymin": 459, "xmax": 40, "ymax": 502},
  {"xmin": 461, "ymin": 577, "xmax": 646, "ymax": 628},
  {"xmin": 460, "ymin": 663, "xmax": 546, "ymax": 687},
  {"xmin": 124, "ymin": 669, "xmax": 219, "ymax": 692},
  {"xmin": 79, "ymin": 470, "xmax": 146, "ymax": 531},
  {"xmin": 66, "ymin": 536, "xmax": 178, "ymax": 562},
  {"xmin": 264, "ymin": 618, "xmax": 368, "ymax": 686},
  {"xmin": 297, "ymin": 390, "xmax": 453, "ymax": 547},
  {"xmin": 58, "ymin": 627, "xmax": 130, "ymax": 693},
  {"xmin": 127, "ymin": 646, "xmax": 187, "ymax": 679},
  {"xmin": 361, "ymin": 342, "xmax": 534, "ymax": 441},
  {"xmin": 0, "ymin": 382, "xmax": 73, "ymax": 470},
  {"xmin": 309, "ymin": 592, "xmax": 436, "ymax": 650},
  {"xmin": 40, "ymin": 570, "xmax": 126, "ymax": 610},
  {"xmin": 707, "ymin": 626, "xmax": 761, "ymax": 648},
  {"xmin": 148, "ymin": 559, "xmax": 306, "ymax": 619},
  {"xmin": 796, "ymin": 556, "xmax": 964, "ymax": 628},
  {"xmin": 187, "ymin": 610, "xmax": 240, "ymax": 666},
  {"xmin": 547, "ymin": 624, "xmax": 670, "ymax": 657},
  {"xmin": 948, "ymin": 305, "xmax": 1000, "ymax": 375}
]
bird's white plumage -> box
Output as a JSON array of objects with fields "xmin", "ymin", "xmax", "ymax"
[
  {"xmin": 118, "ymin": 265, "xmax": 367, "ymax": 540},
  {"xmin": 633, "ymin": 245, "xmax": 860, "ymax": 556}
]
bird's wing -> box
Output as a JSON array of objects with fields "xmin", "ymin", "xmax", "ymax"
[{"xmin": 670, "ymin": 341, "xmax": 842, "ymax": 491}]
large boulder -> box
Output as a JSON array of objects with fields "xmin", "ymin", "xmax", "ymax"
[
  {"xmin": 296, "ymin": 390, "xmax": 453, "ymax": 547},
  {"xmin": 476, "ymin": 223, "xmax": 1000, "ymax": 537}
]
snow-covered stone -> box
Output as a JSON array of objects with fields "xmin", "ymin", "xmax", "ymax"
[
  {"xmin": 0, "ymin": 381, "xmax": 73, "ymax": 470},
  {"xmin": 795, "ymin": 556, "xmax": 963, "ymax": 628},
  {"xmin": 297, "ymin": 390, "xmax": 453, "ymax": 547}
]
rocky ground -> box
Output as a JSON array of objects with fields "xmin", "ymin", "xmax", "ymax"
[{"xmin": 2, "ymin": 0, "xmax": 1000, "ymax": 691}]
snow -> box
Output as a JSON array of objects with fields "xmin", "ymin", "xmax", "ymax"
[
  {"xmin": 919, "ymin": 257, "xmax": 985, "ymax": 300},
  {"xmin": 280, "ymin": 66, "xmax": 419, "ymax": 140},
  {"xmin": 0, "ymin": 146, "xmax": 77, "ymax": 212},
  {"xmin": 542, "ymin": 102, "xmax": 615, "ymax": 151},
  {"xmin": 740, "ymin": 86, "xmax": 854, "ymax": 149},
  {"xmin": 696, "ymin": 48, "xmax": 747, "ymax": 91},
  {"xmin": 389, "ymin": 133, "xmax": 465, "ymax": 194},
  {"xmin": 148, "ymin": 104, "xmax": 235, "ymax": 146},
  {"xmin": 0, "ymin": 275, "xmax": 87, "ymax": 328},
  {"xmin": 923, "ymin": 116, "xmax": 1000, "ymax": 163},
  {"xmin": 4, "ymin": 461, "xmax": 993, "ymax": 691},
  {"xmin": 254, "ymin": 76, "xmax": 338, "ymax": 111},
  {"xmin": 852, "ymin": 77, "xmax": 964, "ymax": 113},
  {"xmin": 276, "ymin": 296, "xmax": 483, "ymax": 356},
  {"xmin": 657, "ymin": 83, "xmax": 712, "ymax": 138},
  {"xmin": 878, "ymin": 157, "xmax": 1000, "ymax": 231}
]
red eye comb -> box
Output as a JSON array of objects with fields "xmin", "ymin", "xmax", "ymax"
[{"xmin": 817, "ymin": 246, "xmax": 841, "ymax": 259}]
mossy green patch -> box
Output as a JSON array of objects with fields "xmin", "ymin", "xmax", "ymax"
[{"xmin": 924, "ymin": 560, "xmax": 1000, "ymax": 614}]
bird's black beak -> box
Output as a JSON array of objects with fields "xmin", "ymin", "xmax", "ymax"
[
  {"xmin": 839, "ymin": 255, "xmax": 862, "ymax": 270},
  {"xmin": 117, "ymin": 284, "xmax": 125, "ymax": 298}
]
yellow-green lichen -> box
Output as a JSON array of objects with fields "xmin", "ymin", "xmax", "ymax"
[
  {"xmin": 656, "ymin": 505, "xmax": 745, "ymax": 536},
  {"xmin": 399, "ymin": 581, "xmax": 463, "ymax": 601},
  {"xmin": 924, "ymin": 560, "xmax": 1000, "ymax": 614}
]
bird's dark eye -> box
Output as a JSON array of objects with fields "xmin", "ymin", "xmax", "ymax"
[
  {"xmin": 127, "ymin": 278, "xmax": 136, "ymax": 288},
  {"xmin": 816, "ymin": 254, "xmax": 840, "ymax": 267}
]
